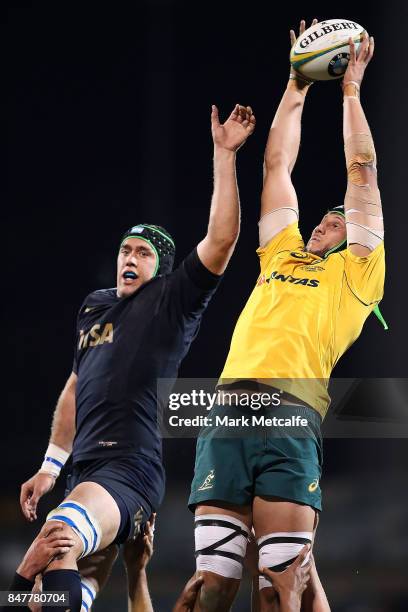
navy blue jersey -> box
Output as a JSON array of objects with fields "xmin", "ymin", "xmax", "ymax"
[{"xmin": 72, "ymin": 249, "xmax": 221, "ymax": 463}]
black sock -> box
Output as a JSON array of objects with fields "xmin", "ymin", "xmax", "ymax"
[
  {"xmin": 8, "ymin": 571, "xmax": 34, "ymax": 592},
  {"xmin": 42, "ymin": 569, "xmax": 82, "ymax": 612},
  {"xmin": 0, "ymin": 573, "xmax": 35, "ymax": 611}
]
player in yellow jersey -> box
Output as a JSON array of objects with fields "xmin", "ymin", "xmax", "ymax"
[{"xmin": 188, "ymin": 21, "xmax": 384, "ymax": 612}]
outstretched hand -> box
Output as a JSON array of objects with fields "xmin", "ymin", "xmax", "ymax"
[
  {"xmin": 290, "ymin": 18, "xmax": 318, "ymax": 48},
  {"xmin": 123, "ymin": 513, "xmax": 155, "ymax": 573},
  {"xmin": 343, "ymin": 32, "xmax": 374, "ymax": 89},
  {"xmin": 289, "ymin": 19, "xmax": 318, "ymax": 85},
  {"xmin": 211, "ymin": 104, "xmax": 255, "ymax": 152}
]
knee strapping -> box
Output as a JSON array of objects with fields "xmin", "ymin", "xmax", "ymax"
[
  {"xmin": 195, "ymin": 514, "xmax": 250, "ymax": 579},
  {"xmin": 80, "ymin": 577, "xmax": 96, "ymax": 612},
  {"xmin": 344, "ymin": 133, "xmax": 384, "ymax": 251},
  {"xmin": 257, "ymin": 531, "xmax": 312, "ymax": 591},
  {"xmin": 47, "ymin": 501, "xmax": 102, "ymax": 559}
]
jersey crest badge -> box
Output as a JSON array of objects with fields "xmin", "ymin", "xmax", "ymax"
[{"xmin": 198, "ymin": 469, "xmax": 215, "ymax": 491}]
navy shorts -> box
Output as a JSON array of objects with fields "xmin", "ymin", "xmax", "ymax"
[{"xmin": 64, "ymin": 454, "xmax": 165, "ymax": 544}]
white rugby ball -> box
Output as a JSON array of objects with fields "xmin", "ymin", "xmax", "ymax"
[{"xmin": 290, "ymin": 19, "xmax": 367, "ymax": 81}]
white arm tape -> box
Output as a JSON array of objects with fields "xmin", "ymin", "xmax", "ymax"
[
  {"xmin": 39, "ymin": 443, "xmax": 70, "ymax": 478},
  {"xmin": 346, "ymin": 222, "xmax": 384, "ymax": 251},
  {"xmin": 258, "ymin": 207, "xmax": 299, "ymax": 247},
  {"xmin": 345, "ymin": 181, "xmax": 384, "ymax": 251}
]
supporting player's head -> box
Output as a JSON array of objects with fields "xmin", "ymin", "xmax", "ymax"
[
  {"xmin": 305, "ymin": 206, "xmax": 347, "ymax": 258},
  {"xmin": 117, "ymin": 224, "xmax": 175, "ymax": 297}
]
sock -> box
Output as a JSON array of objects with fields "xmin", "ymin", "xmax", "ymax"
[
  {"xmin": 8, "ymin": 572, "xmax": 35, "ymax": 591},
  {"xmin": 80, "ymin": 577, "xmax": 97, "ymax": 611},
  {"xmin": 0, "ymin": 573, "xmax": 34, "ymax": 611},
  {"xmin": 42, "ymin": 569, "xmax": 82, "ymax": 612}
]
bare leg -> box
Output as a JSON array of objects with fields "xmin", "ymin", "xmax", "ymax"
[{"xmin": 193, "ymin": 503, "xmax": 252, "ymax": 612}]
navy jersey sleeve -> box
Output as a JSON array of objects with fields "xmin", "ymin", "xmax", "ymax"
[{"xmin": 167, "ymin": 248, "xmax": 222, "ymax": 318}]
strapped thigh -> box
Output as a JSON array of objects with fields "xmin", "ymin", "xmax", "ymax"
[
  {"xmin": 46, "ymin": 501, "xmax": 102, "ymax": 560},
  {"xmin": 195, "ymin": 514, "xmax": 250, "ymax": 580},
  {"xmin": 258, "ymin": 531, "xmax": 312, "ymax": 590}
]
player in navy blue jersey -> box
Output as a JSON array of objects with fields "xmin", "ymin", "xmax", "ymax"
[{"xmin": 9, "ymin": 104, "xmax": 256, "ymax": 612}]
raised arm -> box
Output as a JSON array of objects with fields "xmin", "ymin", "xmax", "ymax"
[
  {"xmin": 20, "ymin": 372, "xmax": 77, "ymax": 521},
  {"xmin": 258, "ymin": 19, "xmax": 317, "ymax": 248},
  {"xmin": 197, "ymin": 104, "xmax": 255, "ymax": 275},
  {"xmin": 342, "ymin": 33, "xmax": 384, "ymax": 257},
  {"xmin": 123, "ymin": 516, "xmax": 155, "ymax": 612}
]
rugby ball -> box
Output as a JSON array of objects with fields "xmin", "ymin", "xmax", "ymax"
[{"xmin": 290, "ymin": 19, "xmax": 367, "ymax": 81}]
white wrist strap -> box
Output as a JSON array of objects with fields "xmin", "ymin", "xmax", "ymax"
[{"xmin": 39, "ymin": 443, "xmax": 70, "ymax": 478}]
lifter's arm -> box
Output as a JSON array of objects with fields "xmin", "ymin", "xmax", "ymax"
[
  {"xmin": 197, "ymin": 104, "xmax": 255, "ymax": 275},
  {"xmin": 342, "ymin": 33, "xmax": 383, "ymax": 257},
  {"xmin": 124, "ymin": 517, "xmax": 155, "ymax": 612},
  {"xmin": 261, "ymin": 545, "xmax": 311, "ymax": 612},
  {"xmin": 20, "ymin": 372, "xmax": 77, "ymax": 521}
]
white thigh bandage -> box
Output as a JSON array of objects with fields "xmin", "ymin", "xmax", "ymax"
[
  {"xmin": 195, "ymin": 514, "xmax": 249, "ymax": 579},
  {"xmin": 259, "ymin": 207, "xmax": 299, "ymax": 247},
  {"xmin": 80, "ymin": 577, "xmax": 96, "ymax": 612},
  {"xmin": 258, "ymin": 532, "xmax": 312, "ymax": 591},
  {"xmin": 344, "ymin": 133, "xmax": 384, "ymax": 251},
  {"xmin": 47, "ymin": 501, "xmax": 102, "ymax": 559}
]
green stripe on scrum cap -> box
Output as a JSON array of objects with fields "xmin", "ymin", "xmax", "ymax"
[{"xmin": 139, "ymin": 224, "xmax": 175, "ymax": 247}]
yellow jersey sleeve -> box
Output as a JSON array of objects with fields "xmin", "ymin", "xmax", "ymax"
[
  {"xmin": 341, "ymin": 242, "xmax": 385, "ymax": 305},
  {"xmin": 256, "ymin": 222, "xmax": 304, "ymax": 273}
]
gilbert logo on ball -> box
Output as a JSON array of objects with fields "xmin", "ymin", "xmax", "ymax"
[{"xmin": 290, "ymin": 19, "xmax": 366, "ymax": 81}]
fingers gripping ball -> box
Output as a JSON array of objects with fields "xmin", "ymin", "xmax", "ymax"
[{"xmin": 290, "ymin": 19, "xmax": 367, "ymax": 81}]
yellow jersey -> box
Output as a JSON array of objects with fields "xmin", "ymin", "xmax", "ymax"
[{"xmin": 219, "ymin": 222, "xmax": 385, "ymax": 419}]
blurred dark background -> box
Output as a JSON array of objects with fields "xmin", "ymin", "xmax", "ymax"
[{"xmin": 5, "ymin": 1, "xmax": 407, "ymax": 610}]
